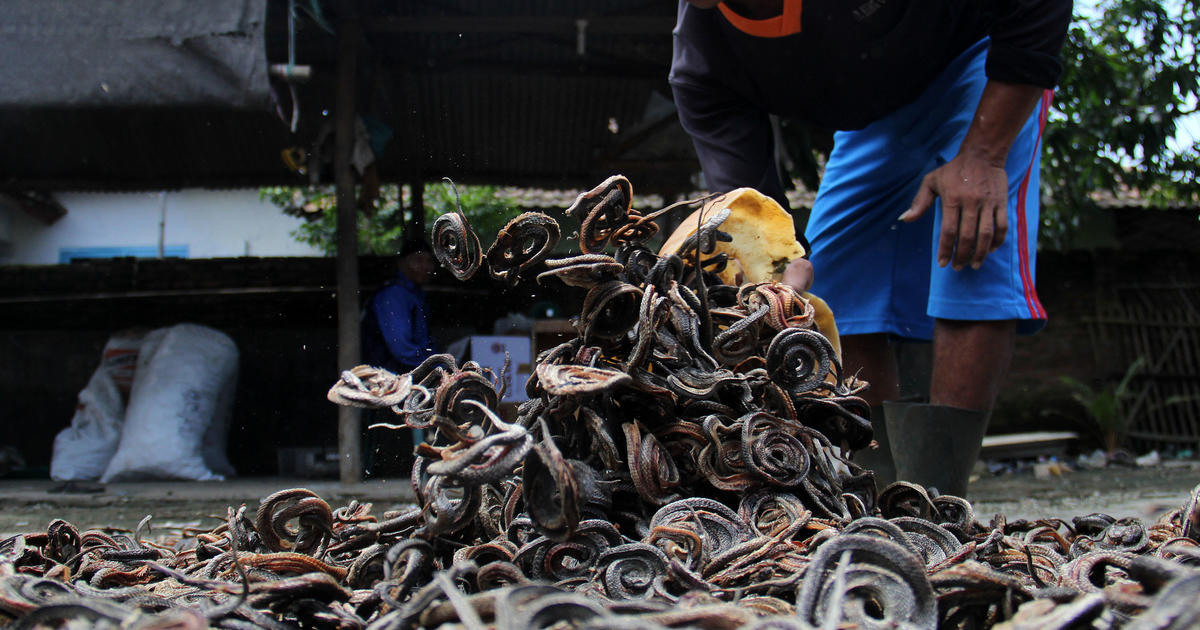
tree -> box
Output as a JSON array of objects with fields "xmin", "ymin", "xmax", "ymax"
[
  {"xmin": 261, "ymin": 182, "xmax": 522, "ymax": 256},
  {"xmin": 1041, "ymin": 0, "xmax": 1200, "ymax": 247}
]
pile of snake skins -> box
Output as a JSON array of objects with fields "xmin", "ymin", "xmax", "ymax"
[{"xmin": 5, "ymin": 176, "xmax": 1200, "ymax": 629}]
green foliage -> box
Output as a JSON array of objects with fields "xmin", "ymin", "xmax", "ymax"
[
  {"xmin": 260, "ymin": 182, "xmax": 521, "ymax": 256},
  {"xmin": 424, "ymin": 181, "xmax": 524, "ymax": 236},
  {"xmin": 1041, "ymin": 0, "xmax": 1200, "ymax": 248},
  {"xmin": 1059, "ymin": 356, "xmax": 1146, "ymax": 453}
]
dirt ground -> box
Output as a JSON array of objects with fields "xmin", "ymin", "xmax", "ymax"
[
  {"xmin": 0, "ymin": 478, "xmax": 419, "ymax": 539},
  {"xmin": 968, "ymin": 459, "xmax": 1200, "ymax": 522},
  {"xmin": 2, "ymin": 461, "xmax": 1197, "ymax": 539}
]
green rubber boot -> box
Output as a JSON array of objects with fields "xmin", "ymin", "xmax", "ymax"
[
  {"xmin": 851, "ymin": 406, "xmax": 895, "ymax": 492},
  {"xmin": 883, "ymin": 402, "xmax": 989, "ymax": 498}
]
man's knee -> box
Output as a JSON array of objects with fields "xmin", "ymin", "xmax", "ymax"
[
  {"xmin": 930, "ymin": 319, "xmax": 1017, "ymax": 409},
  {"xmin": 933, "ymin": 319, "xmax": 1016, "ymax": 347}
]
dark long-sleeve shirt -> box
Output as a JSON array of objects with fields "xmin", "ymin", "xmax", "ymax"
[
  {"xmin": 361, "ymin": 274, "xmax": 434, "ymax": 373},
  {"xmin": 670, "ymin": 0, "xmax": 1072, "ymax": 205}
]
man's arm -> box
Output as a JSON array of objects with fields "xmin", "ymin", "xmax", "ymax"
[{"xmin": 899, "ymin": 0, "xmax": 1072, "ymax": 270}]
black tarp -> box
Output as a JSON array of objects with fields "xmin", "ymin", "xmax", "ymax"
[
  {"xmin": 0, "ymin": 0, "xmax": 269, "ymax": 109},
  {"xmin": 0, "ymin": 1, "xmax": 697, "ymax": 192}
]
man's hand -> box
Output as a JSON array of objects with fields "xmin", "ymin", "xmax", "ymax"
[
  {"xmin": 898, "ymin": 154, "xmax": 1008, "ymax": 271},
  {"xmin": 896, "ymin": 80, "xmax": 1045, "ymax": 271},
  {"xmin": 781, "ymin": 257, "xmax": 814, "ymax": 293}
]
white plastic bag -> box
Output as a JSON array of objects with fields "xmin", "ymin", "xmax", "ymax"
[
  {"xmin": 101, "ymin": 323, "xmax": 238, "ymax": 482},
  {"xmin": 49, "ymin": 329, "xmax": 148, "ymax": 481}
]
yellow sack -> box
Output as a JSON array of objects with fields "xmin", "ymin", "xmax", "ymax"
[{"xmin": 658, "ymin": 188, "xmax": 840, "ymax": 361}]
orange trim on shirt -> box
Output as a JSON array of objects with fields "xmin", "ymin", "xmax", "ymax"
[{"xmin": 717, "ymin": 0, "xmax": 802, "ymax": 38}]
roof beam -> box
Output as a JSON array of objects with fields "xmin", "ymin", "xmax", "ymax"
[
  {"xmin": 365, "ymin": 15, "xmax": 674, "ymax": 35},
  {"xmin": 384, "ymin": 59, "xmax": 670, "ymax": 80}
]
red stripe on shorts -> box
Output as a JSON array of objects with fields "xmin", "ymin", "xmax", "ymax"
[{"xmin": 1014, "ymin": 90, "xmax": 1050, "ymax": 320}]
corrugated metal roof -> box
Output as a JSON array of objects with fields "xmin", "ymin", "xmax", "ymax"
[
  {"xmin": 382, "ymin": 73, "xmax": 661, "ymax": 179},
  {"xmin": 0, "ymin": 0, "xmax": 269, "ymax": 109},
  {"xmin": 1, "ymin": 0, "xmax": 697, "ymax": 194}
]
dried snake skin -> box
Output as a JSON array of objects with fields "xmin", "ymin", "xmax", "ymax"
[{"xmin": 7, "ymin": 178, "xmax": 1200, "ymax": 629}]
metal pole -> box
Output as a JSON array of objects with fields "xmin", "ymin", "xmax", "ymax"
[
  {"xmin": 335, "ymin": 4, "xmax": 362, "ymax": 484},
  {"xmin": 157, "ymin": 191, "xmax": 167, "ymax": 258}
]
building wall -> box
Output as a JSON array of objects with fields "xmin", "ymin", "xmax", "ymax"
[
  {"xmin": 0, "ymin": 256, "xmax": 550, "ymax": 477},
  {"xmin": 2, "ymin": 189, "xmax": 321, "ymax": 264}
]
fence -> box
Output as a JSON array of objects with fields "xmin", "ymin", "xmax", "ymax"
[{"xmin": 1087, "ymin": 282, "xmax": 1200, "ymax": 452}]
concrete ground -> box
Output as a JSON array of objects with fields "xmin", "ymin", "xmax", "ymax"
[{"xmin": 2, "ymin": 461, "xmax": 1198, "ymax": 539}]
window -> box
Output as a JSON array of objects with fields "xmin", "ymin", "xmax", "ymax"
[{"xmin": 58, "ymin": 245, "xmax": 189, "ymax": 263}]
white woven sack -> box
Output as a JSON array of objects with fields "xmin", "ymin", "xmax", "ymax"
[
  {"xmin": 49, "ymin": 367, "xmax": 124, "ymax": 481},
  {"xmin": 101, "ymin": 323, "xmax": 238, "ymax": 482}
]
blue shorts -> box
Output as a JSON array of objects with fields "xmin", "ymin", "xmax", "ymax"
[{"xmin": 804, "ymin": 38, "xmax": 1049, "ymax": 341}]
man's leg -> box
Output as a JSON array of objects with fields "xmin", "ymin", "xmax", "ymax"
[
  {"xmin": 880, "ymin": 319, "xmax": 1013, "ymax": 496},
  {"xmin": 841, "ymin": 332, "xmax": 901, "ymax": 488},
  {"xmin": 865, "ymin": 39, "xmax": 1043, "ymax": 496},
  {"xmin": 930, "ymin": 319, "xmax": 1015, "ymax": 412}
]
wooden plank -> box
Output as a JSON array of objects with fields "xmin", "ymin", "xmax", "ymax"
[
  {"xmin": 1180, "ymin": 322, "xmax": 1200, "ymax": 438},
  {"xmin": 1135, "ymin": 301, "xmax": 1159, "ymax": 435},
  {"xmin": 0, "ymin": 286, "xmax": 336, "ymax": 303},
  {"xmin": 1176, "ymin": 288, "xmax": 1197, "ymax": 442},
  {"xmin": 1124, "ymin": 303, "xmax": 1153, "ymax": 421},
  {"xmin": 979, "ymin": 432, "xmax": 1078, "ymax": 460},
  {"xmin": 1080, "ymin": 317, "xmax": 1200, "ymax": 328},
  {"xmin": 981, "ymin": 432, "xmax": 1079, "ymax": 447},
  {"xmin": 1165, "ymin": 290, "xmax": 1199, "ymax": 444},
  {"xmin": 365, "ymin": 16, "xmax": 675, "ymax": 35},
  {"xmin": 1120, "ymin": 299, "xmax": 1149, "ymax": 444},
  {"xmin": 1129, "ymin": 429, "xmax": 1199, "ymax": 444}
]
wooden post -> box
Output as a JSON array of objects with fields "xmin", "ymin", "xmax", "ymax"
[
  {"xmin": 409, "ymin": 179, "xmax": 426, "ymax": 241},
  {"xmin": 335, "ymin": 6, "xmax": 362, "ymax": 485}
]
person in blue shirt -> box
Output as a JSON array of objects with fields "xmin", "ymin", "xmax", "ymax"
[
  {"xmin": 360, "ymin": 237, "xmax": 438, "ymax": 477},
  {"xmin": 362, "ymin": 237, "xmax": 437, "ymax": 375}
]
